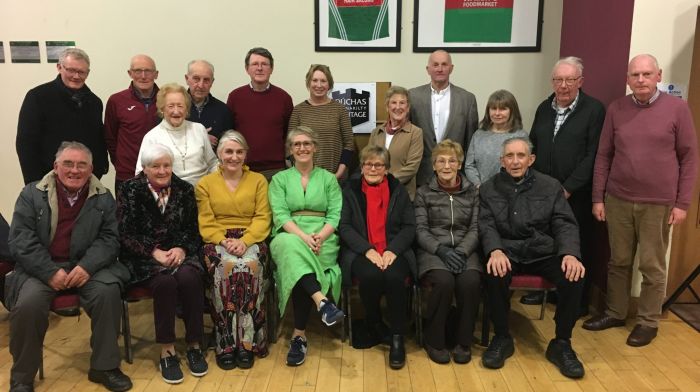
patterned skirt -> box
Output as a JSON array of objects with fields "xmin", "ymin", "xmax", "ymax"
[{"xmin": 203, "ymin": 228, "xmax": 268, "ymax": 357}]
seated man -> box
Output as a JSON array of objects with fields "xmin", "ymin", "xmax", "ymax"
[
  {"xmin": 478, "ymin": 137, "xmax": 586, "ymax": 379},
  {"xmin": 6, "ymin": 142, "xmax": 132, "ymax": 392}
]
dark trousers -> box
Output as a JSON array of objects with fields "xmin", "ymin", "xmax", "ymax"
[
  {"xmin": 485, "ymin": 257, "xmax": 584, "ymax": 340},
  {"xmin": 351, "ymin": 255, "xmax": 409, "ymax": 335},
  {"xmin": 423, "ymin": 269, "xmax": 481, "ymax": 349},
  {"xmin": 10, "ymin": 277, "xmax": 122, "ymax": 384},
  {"xmin": 291, "ymin": 273, "xmax": 322, "ymax": 330},
  {"xmin": 569, "ymin": 190, "xmax": 594, "ymax": 309},
  {"xmin": 144, "ymin": 264, "xmax": 204, "ymax": 344}
]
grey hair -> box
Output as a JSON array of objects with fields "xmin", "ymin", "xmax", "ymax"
[
  {"xmin": 140, "ymin": 143, "xmax": 174, "ymax": 168},
  {"xmin": 553, "ymin": 56, "xmax": 583, "ymax": 76},
  {"xmin": 501, "ymin": 137, "xmax": 534, "ymax": 157},
  {"xmin": 217, "ymin": 130, "xmax": 249, "ymax": 156},
  {"xmin": 286, "ymin": 126, "xmax": 319, "ymax": 151},
  {"xmin": 385, "ymin": 85, "xmax": 410, "ymax": 107},
  {"xmin": 360, "ymin": 145, "xmax": 391, "ymax": 170},
  {"xmin": 187, "ymin": 59, "xmax": 215, "ymax": 75},
  {"xmin": 59, "ymin": 48, "xmax": 90, "ymax": 67},
  {"xmin": 55, "ymin": 141, "xmax": 93, "ymax": 164}
]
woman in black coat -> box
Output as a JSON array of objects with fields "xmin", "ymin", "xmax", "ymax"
[
  {"xmin": 338, "ymin": 145, "xmax": 416, "ymax": 370},
  {"xmin": 117, "ymin": 143, "xmax": 208, "ymax": 384}
]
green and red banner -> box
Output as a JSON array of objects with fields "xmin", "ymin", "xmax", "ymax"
[
  {"xmin": 444, "ymin": 0, "xmax": 514, "ymax": 43},
  {"xmin": 329, "ymin": 0, "xmax": 389, "ymax": 41}
]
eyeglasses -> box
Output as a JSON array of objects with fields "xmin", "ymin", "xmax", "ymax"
[
  {"xmin": 362, "ymin": 162, "xmax": 386, "ymax": 170},
  {"xmin": 434, "ymin": 158, "xmax": 459, "ymax": 167},
  {"xmin": 59, "ymin": 160, "xmax": 90, "ymax": 171},
  {"xmin": 61, "ymin": 66, "xmax": 89, "ymax": 78},
  {"xmin": 552, "ymin": 77, "xmax": 581, "ymax": 86},
  {"xmin": 292, "ymin": 141, "xmax": 314, "ymax": 149},
  {"xmin": 249, "ymin": 61, "xmax": 271, "ymax": 69},
  {"xmin": 130, "ymin": 68, "xmax": 157, "ymax": 76}
]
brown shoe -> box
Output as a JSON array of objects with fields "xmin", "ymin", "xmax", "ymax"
[
  {"xmin": 626, "ymin": 324, "xmax": 657, "ymax": 347},
  {"xmin": 582, "ymin": 314, "xmax": 625, "ymax": 331}
]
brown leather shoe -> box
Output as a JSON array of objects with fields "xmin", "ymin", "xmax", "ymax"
[
  {"xmin": 582, "ymin": 314, "xmax": 625, "ymax": 331},
  {"xmin": 626, "ymin": 324, "xmax": 657, "ymax": 347}
]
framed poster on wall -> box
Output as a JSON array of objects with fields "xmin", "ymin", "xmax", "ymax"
[
  {"xmin": 315, "ymin": 0, "xmax": 401, "ymax": 52},
  {"xmin": 413, "ymin": 0, "xmax": 543, "ymax": 53}
]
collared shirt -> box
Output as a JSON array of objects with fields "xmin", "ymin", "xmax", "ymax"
[
  {"xmin": 431, "ymin": 84, "xmax": 451, "ymax": 142},
  {"xmin": 132, "ymin": 83, "xmax": 156, "ymax": 109},
  {"xmin": 631, "ymin": 88, "xmax": 661, "ymax": 106},
  {"xmin": 193, "ymin": 94, "xmax": 210, "ymax": 118},
  {"xmin": 58, "ymin": 182, "xmax": 86, "ymax": 207},
  {"xmin": 551, "ymin": 91, "xmax": 580, "ymax": 138},
  {"xmin": 249, "ymin": 82, "xmax": 271, "ymax": 92}
]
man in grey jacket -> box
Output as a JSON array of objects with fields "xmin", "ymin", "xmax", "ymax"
[{"xmin": 7, "ymin": 142, "xmax": 132, "ymax": 392}]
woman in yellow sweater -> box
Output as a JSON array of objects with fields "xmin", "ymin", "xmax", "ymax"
[{"xmin": 195, "ymin": 130, "xmax": 271, "ymax": 370}]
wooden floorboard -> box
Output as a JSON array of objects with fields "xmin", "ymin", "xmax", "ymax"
[{"xmin": 1, "ymin": 297, "xmax": 698, "ymax": 391}]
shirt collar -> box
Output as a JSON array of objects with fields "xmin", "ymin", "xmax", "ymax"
[
  {"xmin": 551, "ymin": 90, "xmax": 580, "ymax": 113},
  {"xmin": 249, "ymin": 82, "xmax": 271, "ymax": 92},
  {"xmin": 431, "ymin": 83, "xmax": 451, "ymax": 96},
  {"xmin": 631, "ymin": 89, "xmax": 661, "ymax": 106}
]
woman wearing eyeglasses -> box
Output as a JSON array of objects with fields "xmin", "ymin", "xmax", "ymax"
[
  {"xmin": 288, "ymin": 64, "xmax": 354, "ymax": 180},
  {"xmin": 464, "ymin": 89, "xmax": 527, "ymax": 187},
  {"xmin": 415, "ymin": 139, "xmax": 482, "ymax": 365},
  {"xmin": 338, "ymin": 145, "xmax": 415, "ymax": 370},
  {"xmin": 367, "ymin": 86, "xmax": 423, "ymax": 200},
  {"xmin": 268, "ymin": 126, "xmax": 344, "ymax": 367}
]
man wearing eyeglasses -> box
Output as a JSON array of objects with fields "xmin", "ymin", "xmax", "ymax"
[
  {"xmin": 7, "ymin": 142, "xmax": 132, "ymax": 392},
  {"xmin": 104, "ymin": 54, "xmax": 160, "ymax": 193},
  {"xmin": 226, "ymin": 47, "xmax": 293, "ymax": 181},
  {"xmin": 523, "ymin": 57, "xmax": 605, "ymax": 314},
  {"xmin": 16, "ymin": 47, "xmax": 109, "ymax": 185},
  {"xmin": 185, "ymin": 59, "xmax": 233, "ymax": 150}
]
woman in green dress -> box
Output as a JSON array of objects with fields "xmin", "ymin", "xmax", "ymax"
[{"xmin": 268, "ymin": 126, "xmax": 345, "ymax": 367}]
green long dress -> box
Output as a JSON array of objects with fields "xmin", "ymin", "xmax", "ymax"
[{"xmin": 268, "ymin": 166, "xmax": 342, "ymax": 314}]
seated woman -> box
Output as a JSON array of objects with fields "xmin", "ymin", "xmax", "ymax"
[
  {"xmin": 195, "ymin": 130, "xmax": 271, "ymax": 370},
  {"xmin": 464, "ymin": 89, "xmax": 528, "ymax": 187},
  {"xmin": 414, "ymin": 140, "xmax": 482, "ymax": 365},
  {"xmin": 117, "ymin": 143, "xmax": 207, "ymax": 384},
  {"xmin": 136, "ymin": 83, "xmax": 218, "ymax": 186},
  {"xmin": 338, "ymin": 145, "xmax": 415, "ymax": 370},
  {"xmin": 268, "ymin": 126, "xmax": 344, "ymax": 367},
  {"xmin": 368, "ymin": 86, "xmax": 423, "ymax": 199}
]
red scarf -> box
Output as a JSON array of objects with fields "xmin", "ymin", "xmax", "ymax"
[{"xmin": 362, "ymin": 176, "xmax": 389, "ymax": 254}]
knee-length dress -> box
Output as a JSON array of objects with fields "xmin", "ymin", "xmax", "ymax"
[{"xmin": 268, "ymin": 167, "xmax": 342, "ymax": 314}]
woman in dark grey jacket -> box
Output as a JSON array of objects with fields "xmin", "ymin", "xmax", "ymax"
[
  {"xmin": 415, "ymin": 139, "xmax": 482, "ymax": 365},
  {"xmin": 338, "ymin": 145, "xmax": 415, "ymax": 370}
]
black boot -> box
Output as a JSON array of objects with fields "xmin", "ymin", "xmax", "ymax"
[{"xmin": 389, "ymin": 334, "xmax": 405, "ymax": 370}]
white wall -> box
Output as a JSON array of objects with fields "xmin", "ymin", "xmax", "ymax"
[{"xmin": 0, "ymin": 0, "xmax": 564, "ymax": 219}]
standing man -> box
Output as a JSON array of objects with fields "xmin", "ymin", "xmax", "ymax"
[
  {"xmin": 16, "ymin": 47, "xmax": 108, "ymax": 185},
  {"xmin": 185, "ymin": 59, "xmax": 233, "ymax": 149},
  {"xmin": 226, "ymin": 47, "xmax": 293, "ymax": 180},
  {"xmin": 7, "ymin": 142, "xmax": 132, "ymax": 392},
  {"xmin": 104, "ymin": 54, "xmax": 160, "ymax": 192},
  {"xmin": 525, "ymin": 56, "xmax": 605, "ymax": 314},
  {"xmin": 584, "ymin": 54, "xmax": 699, "ymax": 347},
  {"xmin": 409, "ymin": 50, "xmax": 479, "ymax": 186}
]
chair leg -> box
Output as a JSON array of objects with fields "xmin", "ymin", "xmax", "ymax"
[
  {"xmin": 266, "ymin": 279, "xmax": 278, "ymax": 344},
  {"xmin": 122, "ymin": 299, "xmax": 133, "ymax": 364},
  {"xmin": 39, "ymin": 350, "xmax": 44, "ymax": 380},
  {"xmin": 481, "ymin": 294, "xmax": 490, "ymax": 346},
  {"xmin": 540, "ymin": 290, "xmax": 547, "ymax": 320},
  {"xmin": 415, "ymin": 285, "xmax": 423, "ymax": 346},
  {"xmin": 346, "ymin": 288, "xmax": 353, "ymax": 347}
]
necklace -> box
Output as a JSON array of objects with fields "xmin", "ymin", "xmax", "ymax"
[{"xmin": 165, "ymin": 129, "xmax": 188, "ymax": 170}]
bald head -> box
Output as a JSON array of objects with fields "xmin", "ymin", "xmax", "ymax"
[
  {"xmin": 426, "ymin": 50, "xmax": 453, "ymax": 90},
  {"xmin": 128, "ymin": 54, "xmax": 158, "ymax": 96},
  {"xmin": 627, "ymin": 54, "xmax": 661, "ymax": 103}
]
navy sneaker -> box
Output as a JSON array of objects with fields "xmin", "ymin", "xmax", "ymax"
[
  {"xmin": 319, "ymin": 299, "xmax": 345, "ymax": 326},
  {"xmin": 186, "ymin": 347, "xmax": 208, "ymax": 377},
  {"xmin": 159, "ymin": 351, "xmax": 184, "ymax": 384},
  {"xmin": 286, "ymin": 336, "xmax": 308, "ymax": 366}
]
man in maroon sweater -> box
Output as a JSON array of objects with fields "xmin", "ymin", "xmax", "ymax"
[
  {"xmin": 104, "ymin": 54, "xmax": 160, "ymax": 193},
  {"xmin": 226, "ymin": 47, "xmax": 293, "ymax": 180},
  {"xmin": 584, "ymin": 54, "xmax": 699, "ymax": 347}
]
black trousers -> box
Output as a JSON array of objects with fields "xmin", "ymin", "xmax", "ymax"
[
  {"xmin": 423, "ymin": 269, "xmax": 481, "ymax": 349},
  {"xmin": 351, "ymin": 255, "xmax": 410, "ymax": 335},
  {"xmin": 291, "ymin": 273, "xmax": 322, "ymax": 330},
  {"xmin": 485, "ymin": 257, "xmax": 584, "ymax": 340},
  {"xmin": 568, "ymin": 190, "xmax": 594, "ymax": 309}
]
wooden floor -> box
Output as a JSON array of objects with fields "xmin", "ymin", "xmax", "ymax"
[{"xmin": 1, "ymin": 297, "xmax": 699, "ymax": 392}]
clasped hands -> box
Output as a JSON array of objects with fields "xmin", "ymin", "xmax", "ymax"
[
  {"xmin": 486, "ymin": 249, "xmax": 585, "ymax": 282},
  {"xmin": 220, "ymin": 238, "xmax": 247, "ymax": 256},
  {"xmin": 365, "ymin": 248, "xmax": 397, "ymax": 271},
  {"xmin": 153, "ymin": 247, "xmax": 187, "ymax": 268},
  {"xmin": 301, "ymin": 232, "xmax": 324, "ymax": 255},
  {"xmin": 49, "ymin": 265, "xmax": 90, "ymax": 291},
  {"xmin": 436, "ymin": 245, "xmax": 466, "ymax": 272}
]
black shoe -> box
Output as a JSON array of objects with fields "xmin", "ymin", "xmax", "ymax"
[
  {"xmin": 389, "ymin": 335, "xmax": 406, "ymax": 370},
  {"xmin": 52, "ymin": 307, "xmax": 80, "ymax": 317},
  {"xmin": 236, "ymin": 349, "xmax": 255, "ymax": 369},
  {"xmin": 452, "ymin": 344, "xmax": 472, "ymax": 364},
  {"xmin": 216, "ymin": 352, "xmax": 237, "ymax": 370},
  {"xmin": 88, "ymin": 368, "xmax": 133, "ymax": 391},
  {"xmin": 319, "ymin": 299, "xmax": 345, "ymax": 326},
  {"xmin": 9, "ymin": 381, "xmax": 34, "ymax": 392},
  {"xmin": 519, "ymin": 292, "xmax": 544, "ymax": 305},
  {"xmin": 582, "ymin": 314, "xmax": 625, "ymax": 331},
  {"xmin": 424, "ymin": 343, "xmax": 450, "ymax": 364},
  {"xmin": 545, "ymin": 339, "xmax": 584, "ymax": 379},
  {"xmin": 286, "ymin": 336, "xmax": 308, "ymax": 366},
  {"xmin": 159, "ymin": 352, "xmax": 184, "ymax": 384},
  {"xmin": 186, "ymin": 347, "xmax": 208, "ymax": 376},
  {"xmin": 481, "ymin": 336, "xmax": 514, "ymax": 369}
]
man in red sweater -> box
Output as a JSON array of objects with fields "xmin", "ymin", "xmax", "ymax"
[
  {"xmin": 584, "ymin": 54, "xmax": 699, "ymax": 347},
  {"xmin": 226, "ymin": 47, "xmax": 293, "ymax": 180},
  {"xmin": 104, "ymin": 54, "xmax": 160, "ymax": 194}
]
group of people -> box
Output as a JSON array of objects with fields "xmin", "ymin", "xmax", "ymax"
[{"xmin": 6, "ymin": 45, "xmax": 697, "ymax": 392}]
